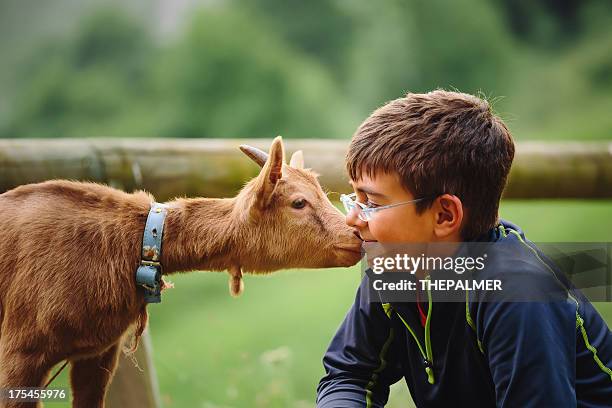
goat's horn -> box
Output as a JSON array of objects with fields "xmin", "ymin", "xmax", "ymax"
[
  {"xmin": 289, "ymin": 150, "xmax": 304, "ymax": 169},
  {"xmin": 239, "ymin": 145, "xmax": 268, "ymax": 167}
]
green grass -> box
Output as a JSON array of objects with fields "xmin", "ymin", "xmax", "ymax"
[
  {"xmin": 149, "ymin": 267, "xmax": 362, "ymax": 408},
  {"xmin": 45, "ymin": 200, "xmax": 612, "ymax": 407},
  {"xmin": 499, "ymin": 199, "xmax": 612, "ymax": 241}
]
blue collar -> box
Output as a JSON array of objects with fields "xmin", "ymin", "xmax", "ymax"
[{"xmin": 135, "ymin": 202, "xmax": 168, "ymax": 303}]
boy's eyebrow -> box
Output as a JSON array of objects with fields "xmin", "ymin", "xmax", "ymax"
[{"xmin": 355, "ymin": 186, "xmax": 388, "ymax": 199}]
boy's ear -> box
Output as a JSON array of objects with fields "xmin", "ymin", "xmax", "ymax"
[
  {"xmin": 433, "ymin": 194, "xmax": 464, "ymax": 240},
  {"xmin": 253, "ymin": 136, "xmax": 285, "ymax": 208}
]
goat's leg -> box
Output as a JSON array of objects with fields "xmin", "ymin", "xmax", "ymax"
[
  {"xmin": 69, "ymin": 343, "xmax": 120, "ymax": 408},
  {"xmin": 0, "ymin": 346, "xmax": 51, "ymax": 408}
]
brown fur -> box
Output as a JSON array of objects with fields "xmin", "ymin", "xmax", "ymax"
[{"xmin": 0, "ymin": 137, "xmax": 361, "ymax": 407}]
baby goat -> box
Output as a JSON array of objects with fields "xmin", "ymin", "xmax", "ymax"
[{"xmin": 0, "ymin": 137, "xmax": 362, "ymax": 408}]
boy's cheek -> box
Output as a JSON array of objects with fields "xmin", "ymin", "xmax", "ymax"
[
  {"xmin": 368, "ymin": 218, "xmax": 401, "ymax": 242},
  {"xmin": 369, "ymin": 214, "xmax": 429, "ymax": 243},
  {"xmin": 371, "ymin": 226, "xmax": 404, "ymax": 242}
]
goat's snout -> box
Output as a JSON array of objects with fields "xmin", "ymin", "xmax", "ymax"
[{"xmin": 329, "ymin": 226, "xmax": 364, "ymax": 267}]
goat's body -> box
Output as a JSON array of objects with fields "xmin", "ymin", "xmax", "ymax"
[{"xmin": 0, "ymin": 180, "xmax": 154, "ymax": 407}]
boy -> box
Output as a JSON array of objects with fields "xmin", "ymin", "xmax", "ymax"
[{"xmin": 316, "ymin": 90, "xmax": 612, "ymax": 407}]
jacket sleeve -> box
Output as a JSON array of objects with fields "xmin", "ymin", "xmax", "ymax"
[
  {"xmin": 316, "ymin": 275, "xmax": 405, "ymax": 408},
  {"xmin": 476, "ymin": 298, "xmax": 577, "ymax": 408}
]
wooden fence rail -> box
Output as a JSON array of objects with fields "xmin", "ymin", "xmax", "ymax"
[{"xmin": 0, "ymin": 139, "xmax": 611, "ymax": 199}]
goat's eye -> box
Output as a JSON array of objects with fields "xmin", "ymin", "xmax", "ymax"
[{"xmin": 291, "ymin": 198, "xmax": 307, "ymax": 209}]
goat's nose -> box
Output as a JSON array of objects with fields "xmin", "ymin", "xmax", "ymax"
[{"xmin": 353, "ymin": 230, "xmax": 363, "ymax": 241}]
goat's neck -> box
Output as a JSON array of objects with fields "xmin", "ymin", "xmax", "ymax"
[{"xmin": 160, "ymin": 197, "xmax": 240, "ymax": 274}]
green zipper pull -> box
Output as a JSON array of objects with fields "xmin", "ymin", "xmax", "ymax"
[
  {"xmin": 424, "ymin": 275, "xmax": 435, "ymax": 385},
  {"xmin": 424, "ymin": 359, "xmax": 435, "ymax": 384}
]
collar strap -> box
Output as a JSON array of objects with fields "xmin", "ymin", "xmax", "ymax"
[{"xmin": 136, "ymin": 202, "xmax": 168, "ymax": 303}]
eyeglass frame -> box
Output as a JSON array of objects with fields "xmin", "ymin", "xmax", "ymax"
[{"xmin": 339, "ymin": 192, "xmax": 436, "ymax": 222}]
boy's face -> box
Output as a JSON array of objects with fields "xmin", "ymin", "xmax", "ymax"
[
  {"xmin": 347, "ymin": 172, "xmax": 436, "ymax": 243},
  {"xmin": 347, "ymin": 172, "xmax": 464, "ymax": 244}
]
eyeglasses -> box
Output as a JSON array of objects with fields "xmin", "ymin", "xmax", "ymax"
[{"xmin": 340, "ymin": 192, "xmax": 431, "ymax": 222}]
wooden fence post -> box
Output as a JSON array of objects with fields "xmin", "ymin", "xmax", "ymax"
[{"xmin": 106, "ymin": 329, "xmax": 162, "ymax": 408}]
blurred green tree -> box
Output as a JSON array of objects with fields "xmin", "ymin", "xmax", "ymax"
[
  {"xmin": 2, "ymin": 6, "xmax": 353, "ymax": 138},
  {"xmin": 2, "ymin": 8, "xmax": 156, "ymax": 138},
  {"xmin": 232, "ymin": 0, "xmax": 356, "ymax": 77},
  {"xmin": 1, "ymin": 0, "xmax": 611, "ymax": 140},
  {"xmin": 155, "ymin": 8, "xmax": 350, "ymax": 138},
  {"xmin": 340, "ymin": 0, "xmax": 515, "ymax": 115}
]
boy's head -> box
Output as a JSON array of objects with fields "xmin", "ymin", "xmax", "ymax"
[{"xmin": 345, "ymin": 90, "xmax": 515, "ymax": 243}]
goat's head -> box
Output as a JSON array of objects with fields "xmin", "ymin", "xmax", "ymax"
[{"xmin": 234, "ymin": 136, "xmax": 363, "ymax": 275}]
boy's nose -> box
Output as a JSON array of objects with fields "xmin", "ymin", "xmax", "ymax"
[{"xmin": 346, "ymin": 208, "xmax": 367, "ymax": 228}]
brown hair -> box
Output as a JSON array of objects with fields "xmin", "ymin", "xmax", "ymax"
[{"xmin": 346, "ymin": 90, "xmax": 515, "ymax": 240}]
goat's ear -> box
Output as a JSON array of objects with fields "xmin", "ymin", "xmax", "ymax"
[
  {"xmin": 255, "ymin": 136, "xmax": 285, "ymax": 208},
  {"xmin": 289, "ymin": 150, "xmax": 304, "ymax": 169}
]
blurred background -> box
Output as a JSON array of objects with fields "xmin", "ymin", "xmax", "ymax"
[
  {"xmin": 2, "ymin": 0, "xmax": 612, "ymax": 140},
  {"xmin": 0, "ymin": 0, "xmax": 611, "ymax": 407}
]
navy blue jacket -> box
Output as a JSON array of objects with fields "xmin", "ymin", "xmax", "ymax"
[{"xmin": 317, "ymin": 220, "xmax": 612, "ymax": 407}]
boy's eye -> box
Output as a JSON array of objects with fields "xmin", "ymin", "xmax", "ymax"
[{"xmin": 365, "ymin": 200, "xmax": 380, "ymax": 209}]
